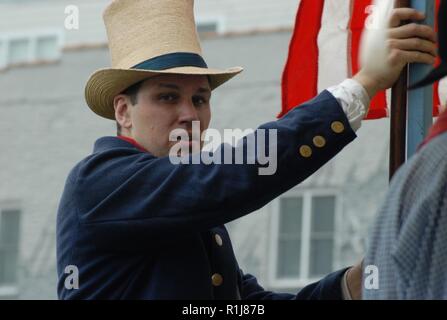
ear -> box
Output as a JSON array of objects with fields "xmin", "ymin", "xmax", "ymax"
[{"xmin": 114, "ymin": 95, "xmax": 133, "ymax": 132}]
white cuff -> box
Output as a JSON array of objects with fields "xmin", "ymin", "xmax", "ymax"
[{"xmin": 327, "ymin": 79, "xmax": 371, "ymax": 132}]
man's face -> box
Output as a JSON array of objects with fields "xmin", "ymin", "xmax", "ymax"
[{"xmin": 115, "ymin": 74, "xmax": 212, "ymax": 157}]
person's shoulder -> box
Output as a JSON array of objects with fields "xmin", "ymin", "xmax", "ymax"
[
  {"xmin": 412, "ymin": 132, "xmax": 447, "ymax": 177},
  {"xmin": 87, "ymin": 136, "xmax": 152, "ymax": 165},
  {"xmin": 386, "ymin": 132, "xmax": 447, "ymax": 218},
  {"xmin": 69, "ymin": 136, "xmax": 153, "ymax": 183},
  {"xmin": 420, "ymin": 131, "xmax": 447, "ymax": 155},
  {"xmin": 395, "ymin": 132, "xmax": 447, "ymax": 180}
]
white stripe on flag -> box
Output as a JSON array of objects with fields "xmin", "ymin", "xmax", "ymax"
[{"xmin": 317, "ymin": 0, "xmax": 351, "ymax": 93}]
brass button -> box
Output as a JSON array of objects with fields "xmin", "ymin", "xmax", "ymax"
[
  {"xmin": 211, "ymin": 273, "xmax": 223, "ymax": 287},
  {"xmin": 331, "ymin": 121, "xmax": 345, "ymax": 134},
  {"xmin": 313, "ymin": 136, "xmax": 326, "ymax": 148},
  {"xmin": 299, "ymin": 145, "xmax": 312, "ymax": 158},
  {"xmin": 214, "ymin": 234, "xmax": 223, "ymax": 247}
]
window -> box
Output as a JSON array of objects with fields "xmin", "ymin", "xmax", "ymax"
[
  {"xmin": 196, "ymin": 17, "xmax": 225, "ymax": 36},
  {"xmin": 269, "ymin": 190, "xmax": 339, "ymax": 288},
  {"xmin": 0, "ymin": 209, "xmax": 21, "ymax": 287},
  {"xmin": 35, "ymin": 36, "xmax": 59, "ymax": 61},
  {"xmin": 197, "ymin": 22, "xmax": 219, "ymax": 33},
  {"xmin": 309, "ymin": 196, "xmax": 336, "ymax": 278},
  {"xmin": 8, "ymin": 38, "xmax": 29, "ymax": 65},
  {"xmin": 0, "ymin": 30, "xmax": 62, "ymax": 70},
  {"xmin": 276, "ymin": 197, "xmax": 303, "ymax": 279}
]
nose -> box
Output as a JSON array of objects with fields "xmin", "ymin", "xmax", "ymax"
[{"xmin": 178, "ymin": 99, "xmax": 199, "ymax": 125}]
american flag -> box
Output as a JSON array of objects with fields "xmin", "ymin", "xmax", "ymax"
[{"xmin": 280, "ymin": 0, "xmax": 446, "ymax": 119}]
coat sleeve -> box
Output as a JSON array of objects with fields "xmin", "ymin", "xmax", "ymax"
[
  {"xmin": 239, "ymin": 268, "xmax": 349, "ymax": 300},
  {"xmin": 71, "ymin": 90, "xmax": 357, "ymax": 251}
]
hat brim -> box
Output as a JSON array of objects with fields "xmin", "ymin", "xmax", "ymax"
[
  {"xmin": 85, "ymin": 66, "xmax": 243, "ymax": 120},
  {"xmin": 408, "ymin": 63, "xmax": 447, "ymax": 90}
]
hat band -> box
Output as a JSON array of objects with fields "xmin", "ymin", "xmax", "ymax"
[{"xmin": 132, "ymin": 52, "xmax": 208, "ymax": 70}]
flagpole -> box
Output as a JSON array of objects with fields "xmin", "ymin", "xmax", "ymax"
[
  {"xmin": 389, "ymin": 0, "xmax": 410, "ymax": 180},
  {"xmin": 406, "ymin": 0, "xmax": 435, "ymax": 157},
  {"xmin": 389, "ymin": 0, "xmax": 435, "ymax": 180}
]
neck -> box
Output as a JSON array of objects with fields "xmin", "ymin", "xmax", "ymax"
[{"xmin": 117, "ymin": 135, "xmax": 148, "ymax": 152}]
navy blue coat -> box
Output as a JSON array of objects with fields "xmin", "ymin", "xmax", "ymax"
[{"xmin": 57, "ymin": 90, "xmax": 356, "ymax": 300}]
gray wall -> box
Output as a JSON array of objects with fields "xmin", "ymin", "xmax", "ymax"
[{"xmin": 0, "ymin": 0, "xmax": 300, "ymax": 47}]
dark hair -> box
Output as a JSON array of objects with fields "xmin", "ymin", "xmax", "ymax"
[{"xmin": 116, "ymin": 80, "xmax": 144, "ymax": 135}]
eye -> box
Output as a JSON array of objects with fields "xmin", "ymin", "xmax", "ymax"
[
  {"xmin": 158, "ymin": 93, "xmax": 179, "ymax": 102},
  {"xmin": 193, "ymin": 95, "xmax": 208, "ymax": 106}
]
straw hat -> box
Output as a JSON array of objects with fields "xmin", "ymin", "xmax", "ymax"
[
  {"xmin": 85, "ymin": 0, "xmax": 243, "ymax": 120},
  {"xmin": 410, "ymin": 0, "xmax": 447, "ymax": 89}
]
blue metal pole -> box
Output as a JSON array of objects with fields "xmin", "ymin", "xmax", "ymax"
[{"xmin": 407, "ymin": 0, "xmax": 435, "ymax": 158}]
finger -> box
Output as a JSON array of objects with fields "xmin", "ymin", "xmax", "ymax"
[
  {"xmin": 389, "ymin": 8, "xmax": 425, "ymax": 27},
  {"xmin": 388, "ymin": 38, "xmax": 438, "ymax": 57},
  {"xmin": 388, "ymin": 23, "xmax": 437, "ymax": 42},
  {"xmin": 390, "ymin": 49, "xmax": 436, "ymax": 65}
]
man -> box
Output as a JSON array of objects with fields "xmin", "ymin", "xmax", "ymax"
[
  {"xmin": 56, "ymin": 0, "xmax": 437, "ymax": 299},
  {"xmin": 364, "ymin": 0, "xmax": 447, "ymax": 300}
]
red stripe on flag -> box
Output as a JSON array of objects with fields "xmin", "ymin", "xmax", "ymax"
[
  {"xmin": 434, "ymin": 78, "xmax": 441, "ymax": 116},
  {"xmin": 279, "ymin": 0, "xmax": 325, "ymax": 118},
  {"xmin": 349, "ymin": 0, "xmax": 388, "ymax": 119}
]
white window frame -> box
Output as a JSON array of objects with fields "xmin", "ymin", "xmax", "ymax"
[
  {"xmin": 268, "ymin": 188, "xmax": 342, "ymax": 289},
  {"xmin": 0, "ymin": 201, "xmax": 21, "ymax": 298},
  {"xmin": 0, "ymin": 28, "xmax": 63, "ymax": 70},
  {"xmin": 196, "ymin": 15, "xmax": 226, "ymax": 34}
]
